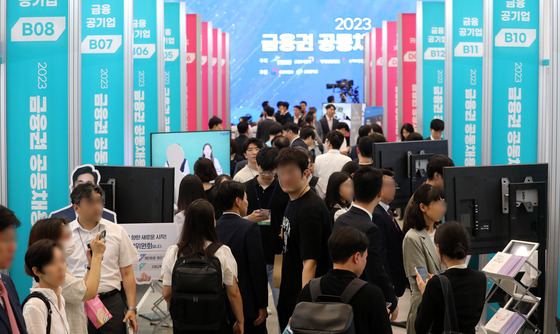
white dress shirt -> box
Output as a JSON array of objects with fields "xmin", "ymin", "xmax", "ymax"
[
  {"xmin": 66, "ymin": 218, "xmax": 139, "ymax": 293},
  {"xmin": 314, "ymin": 149, "xmax": 352, "ymax": 183},
  {"xmin": 327, "ymin": 117, "xmax": 334, "ymax": 131},
  {"xmin": 379, "ymin": 201, "xmax": 390, "ymax": 213},
  {"xmin": 23, "ymin": 287, "xmax": 70, "ymax": 334}
]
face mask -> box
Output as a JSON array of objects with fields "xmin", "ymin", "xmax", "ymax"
[{"xmin": 63, "ymin": 239, "xmax": 76, "ymax": 257}]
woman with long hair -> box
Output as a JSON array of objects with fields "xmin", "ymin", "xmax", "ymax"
[
  {"xmin": 175, "ymin": 174, "xmax": 207, "ymax": 236},
  {"xmin": 400, "ymin": 123, "xmax": 415, "ymax": 142},
  {"xmin": 202, "ymin": 143, "xmax": 223, "ymax": 175},
  {"xmin": 402, "ymin": 184, "xmax": 447, "ymax": 334},
  {"xmin": 324, "ymin": 172, "xmax": 354, "ymax": 224},
  {"xmin": 162, "ymin": 199, "xmax": 244, "ymax": 334}
]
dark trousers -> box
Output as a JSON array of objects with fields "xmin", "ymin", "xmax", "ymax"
[
  {"xmin": 277, "ymin": 301, "xmax": 296, "ymax": 332},
  {"xmin": 88, "ymin": 292, "xmax": 126, "ymax": 334}
]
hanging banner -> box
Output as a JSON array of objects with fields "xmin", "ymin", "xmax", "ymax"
[
  {"xmin": 398, "ymin": 13, "xmax": 418, "ymax": 130},
  {"xmin": 163, "ymin": 2, "xmax": 182, "ymax": 132},
  {"xmin": 212, "ymin": 28, "xmax": 222, "ymax": 119},
  {"xmin": 7, "ymin": 0, "xmax": 70, "ymax": 297},
  {"xmin": 132, "ymin": 0, "xmax": 160, "ymax": 166},
  {"xmin": 201, "ymin": 21, "xmax": 213, "ymax": 130},
  {"xmin": 382, "ymin": 21, "xmax": 399, "ymax": 142},
  {"xmin": 186, "ymin": 14, "xmax": 202, "ymax": 131},
  {"xmin": 417, "ymin": 1, "xmax": 445, "ymax": 137},
  {"xmin": 81, "ymin": 0, "xmax": 126, "ymax": 165},
  {"xmin": 363, "ymin": 32, "xmax": 372, "ymax": 106},
  {"xmin": 449, "ymin": 0, "xmax": 484, "ymax": 166},
  {"xmin": 374, "ymin": 27, "xmax": 383, "ymax": 107},
  {"xmin": 222, "ymin": 32, "xmax": 231, "ymax": 128},
  {"xmin": 491, "ymin": 0, "xmax": 539, "ymax": 165}
]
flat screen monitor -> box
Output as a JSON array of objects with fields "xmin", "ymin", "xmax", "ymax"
[{"xmin": 95, "ymin": 165, "xmax": 174, "ymax": 223}]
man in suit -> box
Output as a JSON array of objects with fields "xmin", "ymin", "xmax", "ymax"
[
  {"xmin": 319, "ymin": 104, "xmax": 339, "ymax": 141},
  {"xmin": 0, "ymin": 205, "xmax": 28, "ymax": 334},
  {"xmin": 256, "ymin": 106, "xmax": 279, "ymax": 143},
  {"xmin": 274, "ymin": 102, "xmax": 293, "ymax": 125},
  {"xmin": 373, "ymin": 169, "xmax": 408, "ymax": 297},
  {"xmin": 235, "ymin": 121, "xmax": 250, "ymax": 161},
  {"xmin": 282, "ymin": 122, "xmax": 308, "ymax": 150},
  {"xmin": 50, "ymin": 164, "xmax": 117, "ymax": 222},
  {"xmin": 425, "ymin": 119, "xmax": 444, "ymax": 140},
  {"xmin": 334, "ymin": 166, "xmax": 399, "ymax": 320},
  {"xmin": 215, "ymin": 181, "xmax": 269, "ymax": 334}
]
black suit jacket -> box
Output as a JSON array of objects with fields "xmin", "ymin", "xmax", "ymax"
[
  {"xmin": 319, "ymin": 117, "xmax": 339, "ymax": 141},
  {"xmin": 0, "ymin": 274, "xmax": 27, "ymax": 334},
  {"xmin": 291, "ymin": 137, "xmax": 308, "ymax": 150},
  {"xmin": 216, "ymin": 213, "xmax": 268, "ymax": 333},
  {"xmin": 372, "ymin": 204, "xmax": 408, "ymax": 297},
  {"xmin": 235, "ymin": 134, "xmax": 249, "ymax": 160},
  {"xmin": 256, "ymin": 118, "xmax": 278, "ymax": 143},
  {"xmin": 334, "ymin": 206, "xmax": 398, "ymax": 312},
  {"xmin": 424, "ymin": 136, "xmax": 432, "ymax": 140}
]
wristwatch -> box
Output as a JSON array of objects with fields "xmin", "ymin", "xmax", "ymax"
[{"xmin": 128, "ymin": 307, "xmax": 137, "ymax": 313}]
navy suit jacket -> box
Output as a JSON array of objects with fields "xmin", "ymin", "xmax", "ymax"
[
  {"xmin": 0, "ymin": 274, "xmax": 27, "ymax": 334},
  {"xmin": 334, "ymin": 206, "xmax": 398, "ymax": 312},
  {"xmin": 372, "ymin": 204, "xmax": 408, "ymax": 297},
  {"xmin": 216, "ymin": 213, "xmax": 268, "ymax": 331},
  {"xmin": 50, "ymin": 205, "xmax": 116, "ymax": 223},
  {"xmin": 291, "ymin": 137, "xmax": 308, "ymax": 150}
]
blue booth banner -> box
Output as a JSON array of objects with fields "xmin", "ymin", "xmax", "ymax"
[
  {"xmin": 133, "ymin": 0, "xmax": 159, "ymax": 166},
  {"xmin": 6, "ymin": 0, "xmax": 70, "ymax": 298},
  {"xmin": 418, "ymin": 1, "xmax": 445, "ymax": 137},
  {"xmin": 163, "ymin": 2, "xmax": 182, "ymax": 133},
  {"xmin": 449, "ymin": 0, "xmax": 484, "ymax": 166},
  {"xmin": 491, "ymin": 0, "xmax": 539, "ymax": 165},
  {"xmin": 81, "ymin": 0, "xmax": 125, "ymax": 165}
]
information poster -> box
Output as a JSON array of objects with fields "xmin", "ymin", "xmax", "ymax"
[
  {"xmin": 186, "ymin": 14, "xmax": 201, "ymax": 131},
  {"xmin": 398, "ymin": 13, "xmax": 417, "ymax": 130},
  {"xmin": 133, "ymin": 0, "xmax": 159, "ymax": 166},
  {"xmin": 450, "ymin": 0, "xmax": 484, "ymax": 166},
  {"xmin": 6, "ymin": 0, "xmax": 70, "ymax": 298},
  {"xmin": 81, "ymin": 0, "xmax": 125, "ymax": 165},
  {"xmin": 491, "ymin": 0, "xmax": 539, "ymax": 164},
  {"xmin": 201, "ymin": 21, "xmax": 212, "ymax": 130},
  {"xmin": 382, "ymin": 21, "xmax": 399, "ymax": 142},
  {"xmin": 164, "ymin": 2, "xmax": 182, "ymax": 132},
  {"xmin": 418, "ymin": 1, "xmax": 445, "ymax": 137}
]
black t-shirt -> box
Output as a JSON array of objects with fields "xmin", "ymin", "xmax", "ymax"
[
  {"xmin": 244, "ymin": 177, "xmax": 290, "ymax": 264},
  {"xmin": 279, "ymin": 189, "xmax": 332, "ymax": 308}
]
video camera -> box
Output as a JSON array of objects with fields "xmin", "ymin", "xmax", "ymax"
[{"xmin": 326, "ymin": 79, "xmax": 360, "ymax": 103}]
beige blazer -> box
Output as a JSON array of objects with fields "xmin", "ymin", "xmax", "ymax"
[{"xmin": 402, "ymin": 228, "xmax": 442, "ymax": 334}]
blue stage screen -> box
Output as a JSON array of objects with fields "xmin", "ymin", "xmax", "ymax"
[{"xmin": 185, "ymin": 0, "xmax": 417, "ymax": 123}]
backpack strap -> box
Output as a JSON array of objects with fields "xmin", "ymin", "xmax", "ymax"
[
  {"xmin": 22, "ymin": 292, "xmax": 51, "ymax": 334},
  {"xmin": 339, "ymin": 278, "xmax": 368, "ymax": 304},
  {"xmin": 206, "ymin": 242, "xmax": 222, "ymax": 256},
  {"xmin": 309, "ymin": 278, "xmax": 323, "ymax": 302},
  {"xmin": 309, "ymin": 176, "xmax": 319, "ymax": 188},
  {"xmin": 438, "ymin": 275, "xmax": 459, "ymax": 333}
]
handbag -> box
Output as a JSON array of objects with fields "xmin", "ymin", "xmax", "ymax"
[{"xmin": 434, "ymin": 275, "xmax": 464, "ymax": 334}]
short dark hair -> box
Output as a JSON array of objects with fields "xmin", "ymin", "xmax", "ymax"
[
  {"xmin": 357, "ymin": 136, "xmax": 374, "ymax": 158},
  {"xmin": 272, "ymin": 136, "xmax": 290, "ymax": 150},
  {"xmin": 294, "ymin": 105, "xmax": 302, "ymax": 111},
  {"xmin": 304, "ymin": 115, "xmax": 316, "ymax": 125},
  {"xmin": 0, "ymin": 205, "xmax": 21, "ymax": 232},
  {"xmin": 70, "ymin": 183, "xmax": 103, "ymax": 205},
  {"xmin": 72, "ymin": 165, "xmax": 99, "ymax": 186},
  {"xmin": 194, "ymin": 158, "xmax": 218, "ymax": 183},
  {"xmin": 325, "ymin": 103, "xmax": 335, "ymax": 110},
  {"xmin": 308, "ymin": 107, "xmax": 317, "ymax": 114},
  {"xmin": 328, "ymin": 227, "xmax": 369, "ymax": 263},
  {"xmin": 307, "ymin": 149, "xmax": 317, "ymax": 164},
  {"xmin": 380, "ymin": 169, "xmax": 395, "ymax": 177},
  {"xmin": 243, "ymin": 137, "xmax": 264, "ymax": 153},
  {"xmin": 403, "ymin": 184, "xmax": 446, "ymax": 234},
  {"xmin": 28, "ymin": 218, "xmax": 68, "ymax": 247},
  {"xmin": 283, "ymin": 101, "xmax": 290, "ymax": 109},
  {"xmin": 177, "ymin": 174, "xmax": 206, "ymax": 213},
  {"xmin": 275, "ymin": 147, "xmax": 309, "ymax": 174},
  {"xmin": 405, "ymin": 132, "xmax": 424, "ymax": 141},
  {"xmin": 265, "ymin": 106, "xmax": 275, "ymax": 117},
  {"xmin": 336, "ymin": 122, "xmax": 350, "ymax": 132},
  {"xmin": 269, "ymin": 124, "xmax": 283, "ymax": 136},
  {"xmin": 256, "ymin": 146, "xmax": 279, "ymax": 171},
  {"xmin": 400, "ymin": 123, "xmax": 415, "ymax": 141},
  {"xmin": 277, "ymin": 101, "xmax": 283, "ymax": 107},
  {"xmin": 371, "ymin": 123, "xmax": 383, "ymax": 135},
  {"xmin": 230, "ymin": 138, "xmax": 238, "ymax": 155},
  {"xmin": 325, "ymin": 172, "xmax": 352, "ymax": 210},
  {"xmin": 370, "ymin": 132, "xmax": 387, "ymax": 143},
  {"xmin": 353, "ymin": 166, "xmax": 383, "ymax": 203},
  {"xmin": 341, "ymin": 161, "xmax": 360, "ymax": 176},
  {"xmin": 25, "ymin": 239, "xmax": 61, "ymax": 283},
  {"xmin": 299, "ymin": 127, "xmax": 315, "ymax": 141},
  {"xmin": 326, "ymin": 130, "xmax": 344, "ymax": 149},
  {"xmin": 282, "ymin": 122, "xmax": 299, "ymax": 135},
  {"xmin": 300, "ymin": 101, "xmax": 307, "ymax": 105},
  {"xmin": 327, "ymin": 96, "xmax": 335, "ymax": 103},
  {"xmin": 237, "ymin": 121, "xmax": 249, "ymax": 134},
  {"xmin": 214, "ymin": 181, "xmax": 246, "ymax": 211},
  {"xmin": 430, "ymin": 119, "xmax": 445, "ymax": 132},
  {"xmin": 435, "ymin": 221, "xmax": 470, "ymax": 260},
  {"xmin": 208, "ymin": 116, "xmax": 223, "ymax": 129},
  {"xmin": 427, "ymin": 155, "xmax": 455, "ymax": 180},
  {"xmin": 262, "ymin": 101, "xmax": 269, "ymax": 108},
  {"xmin": 358, "ymin": 125, "xmax": 372, "ymax": 138}
]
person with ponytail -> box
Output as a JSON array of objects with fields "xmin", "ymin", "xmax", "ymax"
[
  {"xmin": 414, "ymin": 222, "xmax": 486, "ymax": 334},
  {"xmin": 402, "ymin": 184, "xmax": 447, "ymax": 334}
]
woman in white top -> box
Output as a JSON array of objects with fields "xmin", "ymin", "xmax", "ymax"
[
  {"xmin": 162, "ymin": 199, "xmax": 244, "ymax": 334},
  {"xmin": 23, "ymin": 239, "xmax": 71, "ymax": 334},
  {"xmin": 27, "ymin": 218, "xmax": 106, "ymax": 334}
]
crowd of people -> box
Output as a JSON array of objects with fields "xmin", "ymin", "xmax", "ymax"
[{"xmin": 0, "ymin": 101, "xmax": 488, "ymax": 334}]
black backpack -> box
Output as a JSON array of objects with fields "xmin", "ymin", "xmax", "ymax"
[
  {"xmin": 170, "ymin": 243, "xmax": 227, "ymax": 332},
  {"xmin": 290, "ymin": 277, "xmax": 367, "ymax": 334},
  {"xmin": 22, "ymin": 292, "xmax": 51, "ymax": 334}
]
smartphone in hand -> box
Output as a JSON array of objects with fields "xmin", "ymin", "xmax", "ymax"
[{"xmin": 415, "ymin": 267, "xmax": 430, "ymax": 282}]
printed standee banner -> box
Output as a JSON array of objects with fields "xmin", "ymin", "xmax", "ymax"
[
  {"xmin": 398, "ymin": 13, "xmax": 418, "ymax": 131},
  {"xmin": 417, "ymin": 1, "xmax": 445, "ymax": 138},
  {"xmin": 163, "ymin": 2, "xmax": 183, "ymax": 132},
  {"xmin": 81, "ymin": 0, "xmax": 128, "ymax": 165},
  {"xmin": 186, "ymin": 14, "xmax": 202, "ymax": 131},
  {"xmin": 490, "ymin": 0, "xmax": 539, "ymax": 165},
  {"xmin": 212, "ymin": 28, "xmax": 222, "ymax": 119},
  {"xmin": 447, "ymin": 0, "xmax": 484, "ymax": 166},
  {"xmin": 363, "ymin": 32, "xmax": 372, "ymax": 106},
  {"xmin": 364, "ymin": 30, "xmax": 381, "ymax": 107},
  {"xmin": 374, "ymin": 27, "xmax": 384, "ymax": 107},
  {"xmin": 222, "ymin": 32, "xmax": 231, "ymax": 128},
  {"xmin": 382, "ymin": 21, "xmax": 399, "ymax": 142},
  {"xmin": 6, "ymin": 0, "xmax": 70, "ymax": 298},
  {"xmin": 201, "ymin": 21, "xmax": 213, "ymax": 131}
]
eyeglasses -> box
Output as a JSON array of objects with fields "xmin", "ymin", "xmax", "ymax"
[{"xmin": 259, "ymin": 171, "xmax": 276, "ymax": 177}]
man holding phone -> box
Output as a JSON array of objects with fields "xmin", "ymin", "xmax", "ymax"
[{"xmin": 66, "ymin": 183, "xmax": 139, "ymax": 334}]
